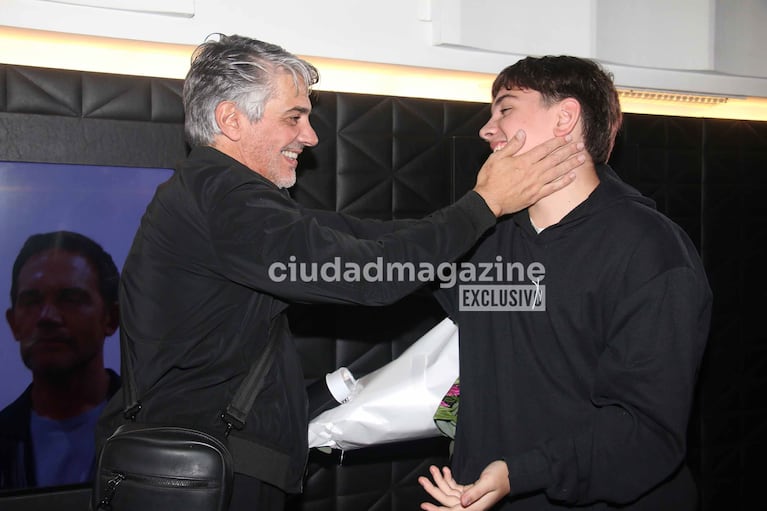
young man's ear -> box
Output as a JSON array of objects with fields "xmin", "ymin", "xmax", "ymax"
[
  {"xmin": 214, "ymin": 101, "xmax": 243, "ymax": 141},
  {"xmin": 553, "ymin": 98, "xmax": 581, "ymax": 137}
]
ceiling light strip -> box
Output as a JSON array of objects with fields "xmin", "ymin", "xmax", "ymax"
[{"xmin": 618, "ymin": 89, "xmax": 729, "ymax": 105}]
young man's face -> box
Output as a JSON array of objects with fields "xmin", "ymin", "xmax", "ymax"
[
  {"xmin": 5, "ymin": 249, "xmax": 117, "ymax": 378},
  {"xmin": 238, "ymin": 72, "xmax": 319, "ymax": 188},
  {"xmin": 480, "ymin": 87, "xmax": 559, "ymax": 154}
]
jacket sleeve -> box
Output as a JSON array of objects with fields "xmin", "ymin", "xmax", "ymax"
[
  {"xmin": 301, "ymin": 207, "xmax": 418, "ymax": 239},
  {"xmin": 506, "ymin": 265, "xmax": 712, "ymax": 504},
  {"xmin": 208, "ymin": 185, "xmax": 495, "ymax": 306}
]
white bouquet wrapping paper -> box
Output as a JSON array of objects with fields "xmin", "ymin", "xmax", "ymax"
[{"xmin": 308, "ymin": 317, "xmax": 459, "ymax": 450}]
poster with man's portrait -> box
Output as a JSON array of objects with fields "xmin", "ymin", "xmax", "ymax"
[{"xmin": 0, "ymin": 162, "xmax": 172, "ymax": 411}]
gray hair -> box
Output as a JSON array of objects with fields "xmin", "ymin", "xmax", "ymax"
[{"xmin": 183, "ymin": 34, "xmax": 319, "ymax": 147}]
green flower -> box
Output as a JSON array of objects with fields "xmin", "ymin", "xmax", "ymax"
[{"xmin": 434, "ymin": 378, "xmax": 459, "ymax": 440}]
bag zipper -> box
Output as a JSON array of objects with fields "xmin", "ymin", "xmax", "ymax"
[
  {"xmin": 96, "ymin": 473, "xmax": 123, "ymax": 511},
  {"xmin": 97, "ymin": 470, "xmax": 221, "ymax": 510}
]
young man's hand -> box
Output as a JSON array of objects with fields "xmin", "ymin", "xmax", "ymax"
[
  {"xmin": 418, "ymin": 460, "xmax": 510, "ymax": 510},
  {"xmin": 474, "ymin": 130, "xmax": 585, "ymax": 217}
]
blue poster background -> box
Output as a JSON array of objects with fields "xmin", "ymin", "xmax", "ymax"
[{"xmin": 0, "ymin": 162, "xmax": 173, "ymax": 409}]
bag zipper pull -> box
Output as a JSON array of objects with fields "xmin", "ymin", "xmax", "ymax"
[{"xmin": 98, "ymin": 473, "xmax": 125, "ymax": 510}]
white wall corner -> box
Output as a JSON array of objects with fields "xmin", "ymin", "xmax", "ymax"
[
  {"xmin": 37, "ymin": 0, "xmax": 196, "ymax": 18},
  {"xmin": 426, "ymin": 0, "xmax": 462, "ymax": 45},
  {"xmin": 714, "ymin": 0, "xmax": 767, "ymax": 79},
  {"xmin": 417, "ymin": 0, "xmax": 433, "ymax": 21},
  {"xmin": 595, "ymin": 0, "xmax": 713, "ymax": 71},
  {"xmin": 428, "ymin": 0, "xmax": 593, "ymax": 57}
]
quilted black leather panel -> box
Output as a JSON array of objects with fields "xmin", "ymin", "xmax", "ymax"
[
  {"xmin": 696, "ymin": 119, "xmax": 767, "ymax": 511},
  {"xmin": 5, "ymin": 66, "xmax": 82, "ymax": 116},
  {"xmin": 609, "ymin": 114, "xmax": 704, "ymax": 248}
]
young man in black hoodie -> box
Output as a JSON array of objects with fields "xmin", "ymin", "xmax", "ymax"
[{"xmin": 419, "ymin": 56, "xmax": 712, "ymax": 511}]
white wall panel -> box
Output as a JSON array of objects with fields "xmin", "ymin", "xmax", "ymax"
[{"xmin": 1, "ymin": 0, "xmax": 766, "ymax": 98}]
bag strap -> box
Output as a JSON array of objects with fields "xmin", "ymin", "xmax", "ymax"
[
  {"xmin": 220, "ymin": 320, "xmax": 281, "ymax": 434},
  {"xmin": 120, "ymin": 307, "xmax": 280, "ymax": 436},
  {"xmin": 118, "ymin": 326, "xmax": 142, "ymax": 420}
]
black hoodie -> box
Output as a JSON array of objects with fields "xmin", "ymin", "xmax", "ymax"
[{"xmin": 435, "ymin": 165, "xmax": 712, "ymax": 510}]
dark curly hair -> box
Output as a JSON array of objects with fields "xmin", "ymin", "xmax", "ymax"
[{"xmin": 492, "ymin": 56, "xmax": 623, "ymax": 164}]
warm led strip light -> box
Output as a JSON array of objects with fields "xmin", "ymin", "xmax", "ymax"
[
  {"xmin": 619, "ymin": 89, "xmax": 729, "ymax": 105},
  {"xmin": 1, "ymin": 26, "xmax": 766, "ymax": 121}
]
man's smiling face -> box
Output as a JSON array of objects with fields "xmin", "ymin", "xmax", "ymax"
[{"xmin": 237, "ymin": 72, "xmax": 319, "ymax": 189}]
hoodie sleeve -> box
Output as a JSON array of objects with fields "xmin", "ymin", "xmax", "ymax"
[{"xmin": 506, "ymin": 254, "xmax": 712, "ymax": 504}]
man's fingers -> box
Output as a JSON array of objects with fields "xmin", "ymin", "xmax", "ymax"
[
  {"xmin": 497, "ymin": 135, "xmax": 584, "ymax": 179},
  {"xmin": 472, "ymin": 134, "xmax": 585, "ymax": 217},
  {"xmin": 528, "ymin": 141, "xmax": 585, "ymax": 178},
  {"xmin": 510, "ymin": 134, "xmax": 571, "ymax": 163},
  {"xmin": 493, "ymin": 129, "xmax": 526, "ymax": 156},
  {"xmin": 533, "ymin": 171, "xmax": 577, "ymax": 202},
  {"xmin": 537, "ymin": 150, "xmax": 585, "ymax": 184}
]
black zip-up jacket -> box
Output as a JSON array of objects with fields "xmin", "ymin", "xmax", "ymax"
[
  {"xmin": 0, "ymin": 369, "xmax": 121, "ymax": 489},
  {"xmin": 435, "ymin": 165, "xmax": 712, "ymax": 510},
  {"xmin": 96, "ymin": 146, "xmax": 496, "ymax": 492}
]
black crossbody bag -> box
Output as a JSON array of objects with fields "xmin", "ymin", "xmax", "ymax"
[{"xmin": 93, "ymin": 321, "xmax": 282, "ymax": 511}]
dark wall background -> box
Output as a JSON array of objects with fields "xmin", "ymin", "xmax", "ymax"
[{"xmin": 0, "ymin": 64, "xmax": 764, "ymax": 511}]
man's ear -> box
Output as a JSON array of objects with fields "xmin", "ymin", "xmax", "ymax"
[
  {"xmin": 104, "ymin": 301, "xmax": 119, "ymax": 337},
  {"xmin": 214, "ymin": 101, "xmax": 243, "ymax": 141},
  {"xmin": 553, "ymin": 97, "xmax": 581, "ymax": 137},
  {"xmin": 5, "ymin": 308, "xmax": 20, "ymax": 342}
]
